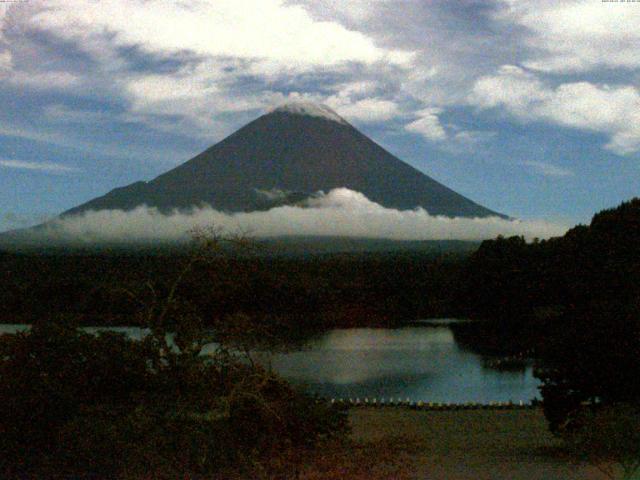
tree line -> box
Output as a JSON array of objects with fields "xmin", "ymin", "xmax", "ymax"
[{"xmin": 0, "ymin": 247, "xmax": 463, "ymax": 334}]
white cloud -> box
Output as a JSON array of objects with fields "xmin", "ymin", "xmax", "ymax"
[
  {"xmin": 523, "ymin": 161, "xmax": 573, "ymax": 178},
  {"xmin": 325, "ymin": 97, "xmax": 400, "ymax": 123},
  {"xmin": 124, "ymin": 64, "xmax": 361, "ymax": 140},
  {"xmin": 254, "ymin": 188, "xmax": 289, "ymax": 202},
  {"xmin": 0, "ymin": 159, "xmax": 78, "ymax": 173},
  {"xmin": 451, "ymin": 130, "xmax": 496, "ymax": 146},
  {"xmin": 331, "ymin": 81, "xmax": 380, "ymax": 98},
  {"xmin": 122, "ymin": 60, "xmax": 273, "ymax": 137},
  {"xmin": 470, "ymin": 65, "xmax": 549, "ymax": 115},
  {"xmin": 543, "ymin": 82, "xmax": 640, "ymax": 155},
  {"xmin": 0, "ymin": 5, "xmax": 11, "ymax": 44},
  {"xmin": 470, "ymin": 65, "xmax": 640, "ymax": 155},
  {"xmin": 6, "ymin": 70, "xmax": 79, "ymax": 90},
  {"xmin": 312, "ymin": 79, "xmax": 404, "ymax": 123},
  {"xmin": 438, "ymin": 130, "xmax": 497, "ymax": 155},
  {"xmin": 404, "ymin": 108, "xmax": 447, "ymax": 142},
  {"xmin": 29, "ymin": 0, "xmax": 412, "ymax": 70},
  {"xmin": 25, "ymin": 188, "xmax": 567, "ymax": 244},
  {"xmin": 123, "ymin": 61, "xmax": 403, "ymax": 136},
  {"xmin": 497, "ymin": 0, "xmax": 640, "ymax": 73},
  {"xmin": 403, "ymin": 109, "xmax": 496, "ymax": 151},
  {"xmin": 295, "ymin": 0, "xmax": 510, "ymax": 107},
  {"xmin": 0, "ymin": 50, "xmax": 11, "ymax": 76}
]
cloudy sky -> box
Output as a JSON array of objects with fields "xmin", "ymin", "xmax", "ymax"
[{"xmin": 1, "ymin": 0, "xmax": 639, "ymax": 233}]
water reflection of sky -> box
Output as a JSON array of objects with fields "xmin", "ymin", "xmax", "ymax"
[
  {"xmin": 259, "ymin": 327, "xmax": 540, "ymax": 403},
  {"xmin": 0, "ymin": 324, "xmax": 540, "ymax": 403}
]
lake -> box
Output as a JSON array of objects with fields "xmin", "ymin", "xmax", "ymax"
[{"xmin": 0, "ymin": 323, "xmax": 540, "ymax": 404}]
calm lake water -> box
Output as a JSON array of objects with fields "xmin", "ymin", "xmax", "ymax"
[{"xmin": 0, "ymin": 323, "xmax": 540, "ymax": 403}]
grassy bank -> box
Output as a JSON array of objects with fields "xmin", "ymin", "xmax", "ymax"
[{"xmin": 312, "ymin": 408, "xmax": 606, "ymax": 480}]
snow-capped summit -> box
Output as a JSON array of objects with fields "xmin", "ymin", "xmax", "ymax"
[{"xmin": 271, "ymin": 101, "xmax": 347, "ymax": 124}]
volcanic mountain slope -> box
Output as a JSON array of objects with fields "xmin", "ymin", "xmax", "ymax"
[{"xmin": 65, "ymin": 102, "xmax": 504, "ymax": 218}]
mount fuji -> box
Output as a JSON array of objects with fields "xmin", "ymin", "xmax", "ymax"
[{"xmin": 64, "ymin": 102, "xmax": 504, "ymax": 219}]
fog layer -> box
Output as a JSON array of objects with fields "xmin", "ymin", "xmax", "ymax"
[{"xmin": 33, "ymin": 188, "xmax": 568, "ymax": 244}]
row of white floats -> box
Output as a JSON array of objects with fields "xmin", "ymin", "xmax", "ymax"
[{"xmin": 326, "ymin": 398, "xmax": 538, "ymax": 410}]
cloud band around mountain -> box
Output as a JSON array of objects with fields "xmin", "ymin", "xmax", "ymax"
[{"xmin": 23, "ymin": 188, "xmax": 568, "ymax": 245}]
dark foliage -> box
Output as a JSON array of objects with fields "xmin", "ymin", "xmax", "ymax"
[
  {"xmin": 0, "ymin": 232, "xmax": 352, "ymax": 480},
  {"xmin": 0, "ymin": 319, "xmax": 348, "ymax": 478},
  {"xmin": 559, "ymin": 403, "xmax": 640, "ymax": 479},
  {"xmin": 534, "ymin": 302, "xmax": 640, "ymax": 433},
  {"xmin": 0, "ymin": 320, "xmax": 153, "ymax": 476},
  {"xmin": 0, "ymin": 249, "xmax": 463, "ymax": 330},
  {"xmin": 453, "ymin": 198, "xmax": 640, "ymax": 431}
]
